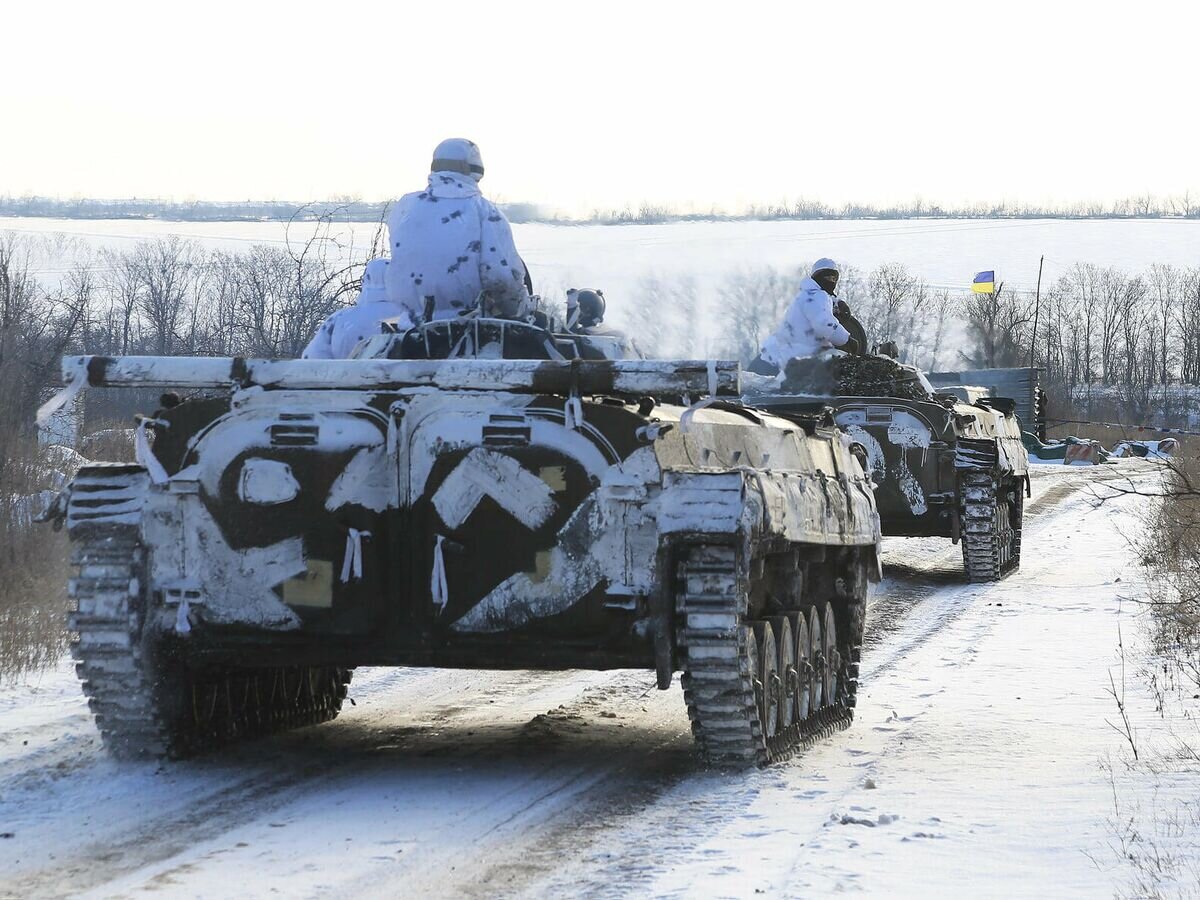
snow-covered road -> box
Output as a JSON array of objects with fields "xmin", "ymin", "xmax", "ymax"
[{"xmin": 0, "ymin": 463, "xmax": 1159, "ymax": 898}]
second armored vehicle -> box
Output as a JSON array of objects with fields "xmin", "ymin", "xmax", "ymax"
[{"xmin": 749, "ymin": 352, "xmax": 1029, "ymax": 582}]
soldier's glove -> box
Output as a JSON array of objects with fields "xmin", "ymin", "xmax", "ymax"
[
  {"xmin": 840, "ymin": 336, "xmax": 860, "ymax": 355},
  {"xmin": 835, "ymin": 299, "xmax": 852, "ymax": 317}
]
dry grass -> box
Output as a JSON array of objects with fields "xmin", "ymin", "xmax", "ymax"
[
  {"xmin": 1138, "ymin": 454, "xmax": 1200, "ymax": 662},
  {"xmin": 1099, "ymin": 453, "xmax": 1200, "ymax": 898},
  {"xmin": 0, "ymin": 440, "xmax": 74, "ymax": 684},
  {"xmin": 79, "ymin": 422, "xmax": 137, "ymax": 462},
  {"xmin": 0, "ymin": 526, "xmax": 69, "ymax": 682},
  {"xmin": 0, "ymin": 422, "xmax": 142, "ymax": 683}
]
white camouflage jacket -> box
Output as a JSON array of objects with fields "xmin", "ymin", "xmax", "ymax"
[
  {"xmin": 302, "ymin": 259, "xmax": 413, "ymax": 359},
  {"xmin": 760, "ymin": 276, "xmax": 851, "ymax": 366},
  {"xmin": 385, "ymin": 171, "xmax": 529, "ymax": 322}
]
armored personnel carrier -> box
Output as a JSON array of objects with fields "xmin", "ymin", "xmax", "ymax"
[
  {"xmin": 40, "ymin": 317, "xmax": 880, "ymax": 767},
  {"xmin": 748, "ymin": 351, "xmax": 1028, "ymax": 582}
]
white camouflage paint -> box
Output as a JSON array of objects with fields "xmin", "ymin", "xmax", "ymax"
[
  {"xmin": 450, "ymin": 447, "xmax": 662, "ymax": 633},
  {"xmin": 894, "ymin": 455, "xmax": 928, "ymax": 515},
  {"xmin": 433, "ymin": 447, "xmax": 557, "ymax": 530},
  {"xmin": 400, "ymin": 394, "xmax": 612, "ymax": 504},
  {"xmin": 838, "ymin": 423, "xmax": 887, "ymax": 484},
  {"xmin": 326, "ymin": 444, "xmax": 394, "ymax": 513},
  {"xmin": 52, "ymin": 355, "xmax": 740, "ymax": 397},
  {"xmin": 451, "ymin": 494, "xmax": 606, "ymax": 633},
  {"xmin": 836, "ymin": 409, "xmax": 931, "ymax": 516},
  {"xmin": 449, "ymin": 429, "xmax": 879, "ymax": 633},
  {"xmin": 146, "ymin": 487, "xmax": 305, "ymax": 630},
  {"xmin": 188, "ymin": 395, "xmax": 386, "ymax": 497},
  {"xmin": 886, "ymin": 410, "xmax": 932, "ymax": 515},
  {"xmin": 887, "ymin": 411, "xmax": 933, "ymax": 451},
  {"xmin": 237, "ymin": 459, "xmax": 301, "ymax": 506}
]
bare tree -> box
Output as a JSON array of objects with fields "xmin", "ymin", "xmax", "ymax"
[
  {"xmin": 961, "ymin": 282, "xmax": 1033, "ymax": 368},
  {"xmin": 1147, "ymin": 264, "xmax": 1180, "ymax": 386},
  {"xmin": 715, "ymin": 266, "xmax": 798, "ymax": 363},
  {"xmin": 625, "ymin": 273, "xmax": 703, "ymax": 358},
  {"xmin": 128, "ymin": 237, "xmax": 202, "ymax": 356},
  {"xmin": 866, "ymin": 263, "xmax": 919, "ymax": 345},
  {"xmin": 919, "ymin": 289, "xmax": 954, "ymax": 371},
  {"xmin": 1097, "ymin": 268, "xmax": 1140, "ymax": 385},
  {"xmin": 0, "ymin": 236, "xmax": 87, "ymax": 443},
  {"xmin": 100, "ymin": 247, "xmax": 142, "ymax": 355}
]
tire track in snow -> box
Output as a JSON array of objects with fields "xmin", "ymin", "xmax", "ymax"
[
  {"xmin": 468, "ymin": 464, "xmax": 1160, "ymax": 897},
  {"xmin": 863, "ymin": 464, "xmax": 1145, "ymax": 681},
  {"xmin": 863, "ymin": 463, "xmax": 1153, "ymax": 677},
  {"xmin": 99, "ymin": 674, "xmax": 692, "ymax": 900},
  {"xmin": 4, "ymin": 759, "xmax": 345, "ymax": 900},
  {"xmin": 0, "ymin": 667, "xmax": 670, "ymax": 899}
]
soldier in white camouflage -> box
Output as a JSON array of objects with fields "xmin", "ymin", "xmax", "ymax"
[
  {"xmin": 385, "ymin": 138, "xmax": 530, "ymax": 324},
  {"xmin": 749, "ymin": 258, "xmax": 859, "ymax": 376}
]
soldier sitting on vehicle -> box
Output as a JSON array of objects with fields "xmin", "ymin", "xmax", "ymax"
[
  {"xmin": 748, "ymin": 258, "xmax": 860, "ymax": 376},
  {"xmin": 302, "ymin": 258, "xmax": 413, "ymax": 359},
  {"xmin": 385, "ymin": 138, "xmax": 531, "ymax": 324},
  {"xmin": 566, "ymin": 288, "xmax": 644, "ymax": 359},
  {"xmin": 566, "ymin": 289, "xmax": 612, "ymax": 335}
]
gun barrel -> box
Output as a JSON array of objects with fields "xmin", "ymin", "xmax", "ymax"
[{"xmin": 61, "ymin": 355, "xmax": 742, "ymax": 397}]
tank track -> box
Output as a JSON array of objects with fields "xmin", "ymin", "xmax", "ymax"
[
  {"xmin": 68, "ymin": 469, "xmax": 353, "ymax": 760},
  {"xmin": 677, "ymin": 544, "xmax": 866, "ymax": 767},
  {"xmin": 959, "ymin": 471, "xmax": 1021, "ymax": 583}
]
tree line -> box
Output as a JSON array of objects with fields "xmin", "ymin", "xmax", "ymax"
[
  {"xmin": 624, "ymin": 259, "xmax": 1200, "ymax": 431},
  {"xmin": 960, "ymin": 263, "xmax": 1200, "ymax": 392},
  {"xmin": 5, "ymin": 227, "xmax": 1200, "ymax": 445},
  {"xmin": 2, "ymin": 230, "xmax": 373, "ymax": 373},
  {"xmin": 6, "ymin": 193, "xmax": 1200, "ymax": 226}
]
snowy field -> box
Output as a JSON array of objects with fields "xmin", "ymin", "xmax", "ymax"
[
  {"xmin": 6, "ymin": 215, "xmax": 1199, "ymax": 299},
  {"xmin": 0, "ymin": 461, "xmax": 1179, "ymax": 898}
]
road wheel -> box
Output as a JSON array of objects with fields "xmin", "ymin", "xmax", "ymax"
[
  {"xmin": 792, "ymin": 612, "xmax": 812, "ymax": 723},
  {"xmin": 752, "ymin": 621, "xmax": 780, "ymax": 740},
  {"xmin": 768, "ymin": 616, "xmax": 796, "ymax": 729},
  {"xmin": 822, "ymin": 602, "xmax": 840, "ymax": 708},
  {"xmin": 806, "ymin": 605, "xmax": 824, "ymax": 713}
]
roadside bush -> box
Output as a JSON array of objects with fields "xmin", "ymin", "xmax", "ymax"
[
  {"xmin": 1140, "ymin": 454, "xmax": 1200, "ymax": 682},
  {"xmin": 0, "ymin": 439, "xmax": 70, "ymax": 683},
  {"xmin": 1101, "ymin": 454, "xmax": 1200, "ymax": 898}
]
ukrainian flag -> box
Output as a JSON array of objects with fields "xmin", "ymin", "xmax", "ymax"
[{"xmin": 972, "ymin": 271, "xmax": 996, "ymax": 294}]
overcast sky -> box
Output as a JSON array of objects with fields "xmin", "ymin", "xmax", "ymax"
[{"xmin": 3, "ymin": 0, "xmax": 1197, "ymax": 213}]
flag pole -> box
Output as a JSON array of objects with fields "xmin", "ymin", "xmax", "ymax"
[
  {"xmin": 1029, "ymin": 254, "xmax": 1044, "ymax": 369},
  {"xmin": 990, "ymin": 280, "xmax": 1004, "ymax": 367},
  {"xmin": 1028, "ymin": 255, "xmax": 1045, "ymax": 435}
]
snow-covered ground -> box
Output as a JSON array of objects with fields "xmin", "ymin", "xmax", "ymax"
[{"xmin": 0, "ymin": 461, "xmax": 1173, "ymax": 898}]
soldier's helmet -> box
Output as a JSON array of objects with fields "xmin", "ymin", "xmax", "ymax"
[
  {"xmin": 431, "ymin": 138, "xmax": 485, "ymax": 182},
  {"xmin": 566, "ymin": 288, "xmax": 606, "ymax": 329},
  {"xmin": 811, "ymin": 257, "xmax": 840, "ymax": 293}
]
